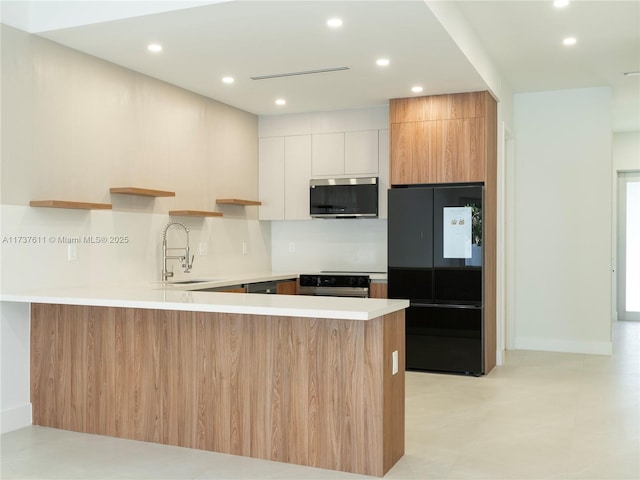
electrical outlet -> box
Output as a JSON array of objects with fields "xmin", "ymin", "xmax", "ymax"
[
  {"xmin": 67, "ymin": 244, "xmax": 77, "ymax": 262},
  {"xmin": 199, "ymin": 242, "xmax": 208, "ymax": 256},
  {"xmin": 242, "ymin": 241, "xmax": 248, "ymax": 255},
  {"xmin": 392, "ymin": 350, "xmax": 398, "ymax": 375},
  {"xmin": 288, "ymin": 242, "xmax": 296, "ymax": 253}
]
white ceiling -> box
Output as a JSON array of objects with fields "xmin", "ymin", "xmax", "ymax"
[
  {"xmin": 2, "ymin": 0, "xmax": 639, "ymax": 131},
  {"xmin": 456, "ymin": 0, "xmax": 640, "ymax": 132}
]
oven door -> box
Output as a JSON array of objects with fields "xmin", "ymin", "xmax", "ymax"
[{"xmin": 297, "ymin": 286, "xmax": 369, "ymax": 298}]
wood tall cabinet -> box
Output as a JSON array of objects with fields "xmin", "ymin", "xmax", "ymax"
[
  {"xmin": 390, "ymin": 91, "xmax": 493, "ymax": 185},
  {"xmin": 389, "ymin": 91, "xmax": 497, "ymax": 374}
]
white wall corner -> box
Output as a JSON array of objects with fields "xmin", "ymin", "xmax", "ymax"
[
  {"xmin": 1, "ymin": 403, "xmax": 32, "ymax": 434},
  {"xmin": 425, "ymin": 0, "xmax": 513, "ymax": 104}
]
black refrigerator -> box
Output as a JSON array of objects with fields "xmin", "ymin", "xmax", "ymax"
[{"xmin": 388, "ymin": 183, "xmax": 484, "ymax": 375}]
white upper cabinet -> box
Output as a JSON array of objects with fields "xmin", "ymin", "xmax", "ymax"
[
  {"xmin": 258, "ymin": 106, "xmax": 389, "ymax": 220},
  {"xmin": 259, "ymin": 135, "xmax": 311, "ymax": 221},
  {"xmin": 345, "ymin": 130, "xmax": 379, "ymax": 175},
  {"xmin": 311, "ymin": 133, "xmax": 344, "ymax": 177},
  {"xmin": 258, "ymin": 137, "xmax": 285, "ymax": 220},
  {"xmin": 311, "ymin": 107, "xmax": 388, "ymax": 133},
  {"xmin": 311, "ymin": 130, "xmax": 379, "ymax": 177},
  {"xmin": 284, "ymin": 135, "xmax": 312, "ymax": 220}
]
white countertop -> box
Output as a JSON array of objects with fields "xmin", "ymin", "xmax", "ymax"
[
  {"xmin": 158, "ymin": 272, "xmax": 388, "ymax": 291},
  {"xmin": 156, "ymin": 272, "xmax": 300, "ymax": 291},
  {"xmin": 0, "ymin": 272, "xmax": 405, "ymax": 321}
]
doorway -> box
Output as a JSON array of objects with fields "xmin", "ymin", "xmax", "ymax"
[{"xmin": 617, "ymin": 171, "xmax": 640, "ymax": 321}]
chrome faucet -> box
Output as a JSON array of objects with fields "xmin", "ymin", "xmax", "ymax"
[{"xmin": 162, "ymin": 221, "xmax": 194, "ymax": 281}]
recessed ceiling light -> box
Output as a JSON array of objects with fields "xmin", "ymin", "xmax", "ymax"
[
  {"xmin": 275, "ymin": 98, "xmax": 286, "ymax": 106},
  {"xmin": 563, "ymin": 37, "xmax": 577, "ymax": 46},
  {"xmin": 327, "ymin": 18, "xmax": 343, "ymax": 28},
  {"xmin": 553, "ymin": 0, "xmax": 569, "ymax": 8},
  {"xmin": 376, "ymin": 58, "xmax": 390, "ymax": 67},
  {"xmin": 411, "ymin": 86, "xmax": 423, "ymax": 93},
  {"xmin": 147, "ymin": 43, "xmax": 162, "ymax": 53},
  {"xmin": 222, "ymin": 76, "xmax": 235, "ymax": 84}
]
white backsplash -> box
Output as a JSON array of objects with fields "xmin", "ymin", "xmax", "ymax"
[
  {"xmin": 0, "ymin": 205, "xmax": 271, "ymax": 292},
  {"xmin": 270, "ymin": 219, "xmax": 387, "ymax": 274}
]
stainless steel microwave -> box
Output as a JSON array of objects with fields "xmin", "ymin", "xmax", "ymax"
[{"xmin": 309, "ymin": 177, "xmax": 378, "ymax": 218}]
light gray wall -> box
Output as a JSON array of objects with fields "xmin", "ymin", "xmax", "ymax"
[
  {"xmin": 512, "ymin": 86, "xmax": 613, "ymax": 354},
  {"xmin": 1, "ymin": 24, "xmax": 259, "ymax": 212},
  {"xmin": 613, "ymin": 132, "xmax": 640, "ymax": 171}
]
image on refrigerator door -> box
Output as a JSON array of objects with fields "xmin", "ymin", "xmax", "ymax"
[{"xmin": 388, "ymin": 183, "xmax": 485, "ymax": 375}]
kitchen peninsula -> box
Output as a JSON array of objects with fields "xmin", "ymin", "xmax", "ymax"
[{"xmin": 2, "ymin": 284, "xmax": 408, "ymax": 477}]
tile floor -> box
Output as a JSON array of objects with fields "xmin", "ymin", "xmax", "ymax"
[{"xmin": 2, "ymin": 321, "xmax": 639, "ymax": 480}]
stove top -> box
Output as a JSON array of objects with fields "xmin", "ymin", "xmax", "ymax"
[{"xmin": 299, "ymin": 272, "xmax": 372, "ymax": 289}]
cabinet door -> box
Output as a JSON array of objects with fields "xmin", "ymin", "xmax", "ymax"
[
  {"xmin": 390, "ymin": 121, "xmax": 438, "ymax": 185},
  {"xmin": 344, "ymin": 130, "xmax": 378, "ymax": 175},
  {"xmin": 369, "ymin": 282, "xmax": 388, "ymax": 299},
  {"xmin": 258, "ymin": 137, "xmax": 285, "ymax": 220},
  {"xmin": 437, "ymin": 118, "xmax": 485, "ymax": 183},
  {"xmin": 284, "ymin": 135, "xmax": 311, "ymax": 220},
  {"xmin": 312, "ymin": 132, "xmax": 344, "ymax": 176},
  {"xmin": 276, "ymin": 280, "xmax": 297, "ymax": 295},
  {"xmin": 378, "ymin": 129, "xmax": 389, "ymax": 219}
]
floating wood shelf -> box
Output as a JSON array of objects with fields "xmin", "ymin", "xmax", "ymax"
[
  {"xmin": 168, "ymin": 210, "xmax": 223, "ymax": 217},
  {"xmin": 216, "ymin": 198, "xmax": 262, "ymax": 206},
  {"xmin": 110, "ymin": 187, "xmax": 175, "ymax": 197},
  {"xmin": 30, "ymin": 200, "xmax": 112, "ymax": 210}
]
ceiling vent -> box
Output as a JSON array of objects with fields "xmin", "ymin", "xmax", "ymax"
[{"xmin": 250, "ymin": 66, "xmax": 349, "ymax": 80}]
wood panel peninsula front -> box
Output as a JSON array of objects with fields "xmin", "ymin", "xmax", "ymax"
[{"xmin": 16, "ymin": 286, "xmax": 408, "ymax": 477}]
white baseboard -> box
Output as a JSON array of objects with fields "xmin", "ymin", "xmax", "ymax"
[
  {"xmin": 514, "ymin": 336, "xmax": 613, "ymax": 355},
  {"xmin": 1, "ymin": 403, "xmax": 32, "ymax": 434}
]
